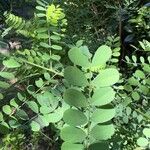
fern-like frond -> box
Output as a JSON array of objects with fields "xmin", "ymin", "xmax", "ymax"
[{"xmin": 4, "ymin": 13, "xmax": 29, "ymax": 30}]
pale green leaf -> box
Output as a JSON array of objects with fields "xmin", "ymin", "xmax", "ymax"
[
  {"xmin": 92, "ymin": 45, "xmax": 112, "ymax": 66},
  {"xmin": 40, "ymin": 42, "xmax": 51, "ymax": 48},
  {"xmin": 0, "ymin": 72, "xmax": 15, "ymax": 79},
  {"xmin": 30, "ymin": 121, "xmax": 40, "ymax": 132},
  {"xmin": 2, "ymin": 105, "xmax": 11, "ymax": 115},
  {"xmin": 137, "ymin": 137, "xmax": 148, "ymax": 147},
  {"xmin": 60, "ymin": 126, "xmax": 86, "ymax": 142},
  {"xmin": 92, "ymin": 68, "xmax": 119, "ymax": 87},
  {"xmin": 35, "ymin": 78, "xmax": 44, "ymax": 88},
  {"xmin": 91, "ymin": 108, "xmax": 115, "ymax": 123},
  {"xmin": 143, "ymin": 128, "xmax": 150, "ymax": 138},
  {"xmin": 3, "ymin": 58, "xmax": 21, "ymax": 68},
  {"xmin": 51, "ymin": 45, "xmax": 62, "ymax": 50},
  {"xmin": 91, "ymin": 87, "xmax": 115, "ymax": 106}
]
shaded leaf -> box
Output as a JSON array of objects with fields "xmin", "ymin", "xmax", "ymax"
[
  {"xmin": 60, "ymin": 126, "xmax": 86, "ymax": 142},
  {"xmin": 63, "ymin": 109, "xmax": 87, "ymax": 126},
  {"xmin": 68, "ymin": 47, "xmax": 90, "ymax": 67},
  {"xmin": 64, "ymin": 89, "xmax": 88, "ymax": 107},
  {"xmin": 64, "ymin": 66, "xmax": 88, "ymax": 87}
]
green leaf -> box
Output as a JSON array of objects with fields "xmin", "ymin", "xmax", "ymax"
[
  {"xmin": 137, "ymin": 137, "xmax": 148, "ymax": 147},
  {"xmin": 76, "ymin": 40, "xmax": 84, "ymax": 47},
  {"xmin": 68, "ymin": 47, "xmax": 90, "ymax": 67},
  {"xmin": 35, "ymin": 78, "xmax": 44, "ymax": 88},
  {"xmin": 92, "ymin": 68, "xmax": 119, "ymax": 87},
  {"xmin": 91, "ymin": 108, "xmax": 115, "ymax": 123},
  {"xmin": 0, "ymin": 112, "xmax": 4, "ymax": 121},
  {"xmin": 37, "ymin": 13, "xmax": 46, "ymax": 17},
  {"xmin": 64, "ymin": 66, "xmax": 88, "ymax": 87},
  {"xmin": 10, "ymin": 99, "xmax": 18, "ymax": 108},
  {"xmin": 2, "ymin": 105, "xmax": 11, "ymax": 115},
  {"xmin": 40, "ymin": 106, "xmax": 52, "ymax": 114},
  {"xmin": 63, "ymin": 109, "xmax": 87, "ymax": 126},
  {"xmin": 44, "ymin": 72, "xmax": 50, "ymax": 80},
  {"xmin": 40, "ymin": 42, "xmax": 51, "ymax": 48},
  {"xmin": 44, "ymin": 108, "xmax": 64, "ymax": 123},
  {"xmin": 0, "ymin": 72, "xmax": 15, "ymax": 79},
  {"xmin": 61, "ymin": 142, "xmax": 84, "ymax": 150},
  {"xmin": 89, "ymin": 142, "xmax": 109, "ymax": 150},
  {"xmin": 51, "ymin": 45, "xmax": 62, "ymax": 50},
  {"xmin": 0, "ymin": 93, "xmax": 4, "ymax": 100},
  {"xmin": 143, "ymin": 128, "xmax": 150, "ymax": 138},
  {"xmin": 50, "ymin": 35, "xmax": 61, "ymax": 41},
  {"xmin": 60, "ymin": 126, "xmax": 86, "ymax": 142},
  {"xmin": 131, "ymin": 92, "xmax": 140, "ymax": 101},
  {"xmin": 91, "ymin": 87, "xmax": 115, "ymax": 106},
  {"xmin": 91, "ymin": 124, "xmax": 115, "ymax": 140},
  {"xmin": 3, "ymin": 58, "xmax": 21, "ymax": 68},
  {"xmin": 134, "ymin": 70, "xmax": 145, "ymax": 79},
  {"xmin": 0, "ymin": 81, "xmax": 10, "ymax": 89},
  {"xmin": 64, "ymin": 89, "xmax": 88, "ymax": 107},
  {"xmin": 92, "ymin": 45, "xmax": 112, "ymax": 66},
  {"xmin": 36, "ymin": 6, "xmax": 46, "ymax": 11},
  {"xmin": 9, "ymin": 119, "xmax": 20, "ymax": 128},
  {"xmin": 34, "ymin": 115, "xmax": 49, "ymax": 128},
  {"xmin": 37, "ymin": 33, "xmax": 49, "ymax": 39},
  {"xmin": 16, "ymin": 110, "xmax": 29, "ymax": 120},
  {"xmin": 128, "ymin": 77, "xmax": 139, "ymax": 86},
  {"xmin": 27, "ymin": 101, "xmax": 39, "ymax": 113},
  {"xmin": 36, "ymin": 0, "xmax": 47, "ymax": 7},
  {"xmin": 132, "ymin": 55, "xmax": 137, "ymax": 63},
  {"xmin": 30, "ymin": 121, "xmax": 40, "ymax": 132},
  {"xmin": 0, "ymin": 122, "xmax": 9, "ymax": 134}
]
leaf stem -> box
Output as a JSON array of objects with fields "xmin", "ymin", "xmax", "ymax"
[{"xmin": 20, "ymin": 59, "xmax": 63, "ymax": 77}]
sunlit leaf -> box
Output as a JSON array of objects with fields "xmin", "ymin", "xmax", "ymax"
[
  {"xmin": 91, "ymin": 87, "xmax": 115, "ymax": 106},
  {"xmin": 91, "ymin": 124, "xmax": 115, "ymax": 140},
  {"xmin": 92, "ymin": 68, "xmax": 119, "ymax": 87},
  {"xmin": 91, "ymin": 108, "xmax": 115, "ymax": 123}
]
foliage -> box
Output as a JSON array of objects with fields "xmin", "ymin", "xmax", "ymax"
[{"xmin": 0, "ymin": 0, "xmax": 149, "ymax": 150}]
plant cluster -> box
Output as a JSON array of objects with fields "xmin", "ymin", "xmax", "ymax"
[{"xmin": 0, "ymin": 0, "xmax": 149, "ymax": 150}]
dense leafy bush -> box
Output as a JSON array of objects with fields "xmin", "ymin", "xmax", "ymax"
[{"xmin": 0, "ymin": 0, "xmax": 149, "ymax": 149}]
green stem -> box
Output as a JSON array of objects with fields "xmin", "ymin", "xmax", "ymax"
[
  {"xmin": 20, "ymin": 59, "xmax": 63, "ymax": 77},
  {"xmin": 135, "ymin": 109, "xmax": 150, "ymax": 121},
  {"xmin": 85, "ymin": 79, "xmax": 93, "ymax": 149}
]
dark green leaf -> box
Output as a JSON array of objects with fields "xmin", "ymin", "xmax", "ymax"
[
  {"xmin": 63, "ymin": 109, "xmax": 87, "ymax": 126},
  {"xmin": 64, "ymin": 66, "xmax": 88, "ymax": 87},
  {"xmin": 64, "ymin": 89, "xmax": 88, "ymax": 107}
]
